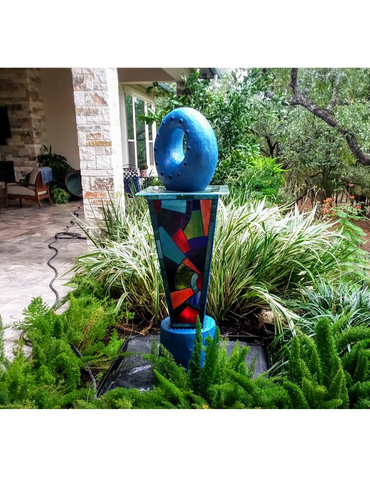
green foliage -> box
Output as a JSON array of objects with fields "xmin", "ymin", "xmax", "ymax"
[
  {"xmin": 275, "ymin": 315, "xmax": 370, "ymax": 409},
  {"xmin": 0, "ymin": 316, "xmax": 9, "ymax": 376},
  {"xmin": 292, "ymin": 279, "xmax": 370, "ymax": 337},
  {"xmin": 0, "ymin": 287, "xmax": 123, "ymax": 408},
  {"xmin": 212, "ymin": 151, "xmax": 286, "ymax": 204},
  {"xmin": 187, "ymin": 317, "xmax": 203, "ymax": 389},
  {"xmin": 143, "ymin": 69, "xmax": 274, "ymax": 165},
  {"xmin": 208, "ymin": 199, "xmax": 365, "ymax": 331},
  {"xmin": 74, "ymin": 195, "xmax": 364, "ymax": 332},
  {"xmin": 264, "ymin": 68, "xmax": 370, "ymax": 201},
  {"xmin": 12, "ymin": 296, "xmax": 50, "ymax": 332},
  {"xmin": 37, "ymin": 144, "xmax": 72, "ymax": 191},
  {"xmin": 51, "ymin": 188, "xmax": 69, "ymax": 204},
  {"xmin": 64, "ymin": 293, "xmax": 117, "ymax": 348},
  {"xmin": 4, "ymin": 295, "xmax": 370, "ymax": 408}
]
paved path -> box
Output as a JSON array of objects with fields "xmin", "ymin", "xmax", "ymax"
[{"xmin": 0, "ymin": 200, "xmax": 89, "ymax": 358}]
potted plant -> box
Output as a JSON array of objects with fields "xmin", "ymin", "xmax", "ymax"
[
  {"xmin": 37, "ymin": 145, "xmax": 73, "ymax": 191},
  {"xmin": 139, "ymin": 162, "xmax": 148, "ymax": 178}
]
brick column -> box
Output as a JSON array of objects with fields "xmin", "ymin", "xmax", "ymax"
[
  {"xmin": 0, "ymin": 68, "xmax": 47, "ymax": 181},
  {"xmin": 72, "ymin": 68, "xmax": 124, "ymax": 218}
]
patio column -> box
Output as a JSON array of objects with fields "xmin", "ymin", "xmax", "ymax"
[{"xmin": 72, "ymin": 68, "xmax": 123, "ymax": 218}]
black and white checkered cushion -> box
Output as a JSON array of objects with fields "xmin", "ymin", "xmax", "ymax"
[{"xmin": 123, "ymin": 164, "xmax": 140, "ymax": 193}]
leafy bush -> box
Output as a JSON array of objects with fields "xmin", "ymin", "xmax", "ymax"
[
  {"xmin": 3, "ymin": 299, "xmax": 370, "ymax": 408},
  {"xmin": 284, "ymin": 316, "xmax": 370, "ymax": 409},
  {"xmin": 212, "ymin": 152, "xmax": 286, "ymax": 204},
  {"xmin": 321, "ymin": 198, "xmax": 367, "ymax": 252},
  {"xmin": 208, "ymin": 199, "xmax": 366, "ymax": 330},
  {"xmin": 0, "ymin": 292, "xmax": 123, "ymax": 408},
  {"xmin": 290, "ymin": 279, "xmax": 370, "ymax": 336},
  {"xmin": 73, "ymin": 196, "xmax": 365, "ymax": 332},
  {"xmin": 37, "ymin": 145, "xmax": 72, "ymax": 191},
  {"xmin": 51, "ymin": 188, "xmax": 69, "ymax": 204}
]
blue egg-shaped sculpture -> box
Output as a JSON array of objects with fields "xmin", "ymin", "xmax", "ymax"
[{"xmin": 154, "ymin": 107, "xmax": 218, "ymax": 191}]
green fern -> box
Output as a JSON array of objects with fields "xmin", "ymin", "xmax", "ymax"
[
  {"xmin": 199, "ymin": 327, "xmax": 222, "ymax": 400},
  {"xmin": 0, "ymin": 316, "xmax": 8, "ymax": 375},
  {"xmin": 11, "ymin": 297, "xmax": 50, "ymax": 332},
  {"xmin": 288, "ymin": 336, "xmax": 304, "ymax": 385},
  {"xmin": 153, "ymin": 370, "xmax": 191, "ymax": 408},
  {"xmin": 188, "ymin": 317, "xmax": 203, "ymax": 389},
  {"xmin": 336, "ymin": 326, "xmax": 370, "ymax": 353},
  {"xmin": 282, "ymin": 380, "xmax": 310, "ymax": 409},
  {"xmin": 353, "ymin": 352, "xmax": 369, "ymax": 384},
  {"xmin": 314, "ymin": 318, "xmax": 341, "ymax": 388},
  {"xmin": 328, "ymin": 367, "xmax": 345, "ymax": 401}
]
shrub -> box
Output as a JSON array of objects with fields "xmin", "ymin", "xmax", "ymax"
[
  {"xmin": 73, "ymin": 196, "xmax": 365, "ymax": 333},
  {"xmin": 37, "ymin": 144, "xmax": 72, "ymax": 191},
  {"xmin": 212, "ymin": 152, "xmax": 286, "ymax": 205},
  {"xmin": 51, "ymin": 188, "xmax": 69, "ymax": 204},
  {"xmin": 0, "ymin": 292, "xmax": 122, "ymax": 408}
]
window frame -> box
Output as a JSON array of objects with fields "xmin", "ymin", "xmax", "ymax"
[{"xmin": 120, "ymin": 84, "xmax": 156, "ymax": 173}]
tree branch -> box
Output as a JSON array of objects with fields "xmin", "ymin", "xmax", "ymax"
[{"xmin": 289, "ymin": 68, "xmax": 370, "ymax": 166}]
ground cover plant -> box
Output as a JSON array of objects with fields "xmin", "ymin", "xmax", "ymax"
[
  {"xmin": 3, "ymin": 304, "xmax": 370, "ymax": 409},
  {"xmin": 0, "ymin": 291, "xmax": 125, "ymax": 408}
]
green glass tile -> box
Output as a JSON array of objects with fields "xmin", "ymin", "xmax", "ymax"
[{"xmin": 183, "ymin": 210, "xmax": 203, "ymax": 239}]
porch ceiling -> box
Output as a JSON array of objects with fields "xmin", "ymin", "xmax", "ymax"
[{"xmin": 117, "ymin": 67, "xmax": 220, "ymax": 86}]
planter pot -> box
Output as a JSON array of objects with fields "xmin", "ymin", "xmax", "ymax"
[{"xmin": 65, "ymin": 170, "xmax": 82, "ymax": 198}]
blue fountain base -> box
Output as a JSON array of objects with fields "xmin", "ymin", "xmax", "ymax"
[{"xmin": 160, "ymin": 315, "xmax": 216, "ymax": 369}]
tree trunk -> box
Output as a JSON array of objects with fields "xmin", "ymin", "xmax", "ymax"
[{"xmin": 289, "ymin": 68, "xmax": 370, "ymax": 166}]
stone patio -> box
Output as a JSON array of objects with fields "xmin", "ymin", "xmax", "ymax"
[{"xmin": 0, "ymin": 199, "xmax": 89, "ymax": 359}]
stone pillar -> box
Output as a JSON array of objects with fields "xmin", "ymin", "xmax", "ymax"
[
  {"xmin": 72, "ymin": 68, "xmax": 124, "ymax": 219},
  {"xmin": 0, "ymin": 68, "xmax": 47, "ymax": 181}
]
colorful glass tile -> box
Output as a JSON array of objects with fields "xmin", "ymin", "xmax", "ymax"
[
  {"xmin": 158, "ymin": 227, "xmax": 185, "ymax": 264},
  {"xmin": 175, "ymin": 305, "xmax": 200, "ymax": 324},
  {"xmin": 143, "ymin": 191, "xmax": 227, "ymax": 328},
  {"xmin": 171, "ymin": 288, "xmax": 194, "ymax": 310},
  {"xmin": 182, "ymin": 257, "xmax": 201, "ymax": 276},
  {"xmin": 172, "ymin": 228, "xmax": 191, "ymax": 253},
  {"xmin": 200, "ymin": 199, "xmax": 212, "ymax": 236},
  {"xmin": 161, "ymin": 199, "xmax": 187, "ymax": 213},
  {"xmin": 183, "ymin": 210, "xmax": 203, "ymax": 240}
]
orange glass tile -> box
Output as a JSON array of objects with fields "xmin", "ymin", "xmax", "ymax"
[
  {"xmin": 200, "ymin": 199, "xmax": 212, "ymax": 236},
  {"xmin": 183, "ymin": 257, "xmax": 201, "ymax": 275},
  {"xmin": 171, "ymin": 288, "xmax": 194, "ymax": 310}
]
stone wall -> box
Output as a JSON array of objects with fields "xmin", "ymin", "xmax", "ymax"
[
  {"xmin": 72, "ymin": 68, "xmax": 123, "ymax": 219},
  {"xmin": 0, "ymin": 68, "xmax": 47, "ymax": 182}
]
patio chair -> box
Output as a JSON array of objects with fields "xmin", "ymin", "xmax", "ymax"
[{"xmin": 5, "ymin": 167, "xmax": 52, "ymax": 208}]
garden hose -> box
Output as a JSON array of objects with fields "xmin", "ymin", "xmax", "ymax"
[
  {"xmin": 47, "ymin": 231, "xmax": 86, "ymax": 308},
  {"xmin": 43, "ymin": 206, "xmax": 98, "ymax": 397},
  {"xmin": 71, "ymin": 343, "xmax": 98, "ymax": 395},
  {"xmin": 21, "ymin": 207, "xmax": 98, "ymax": 399}
]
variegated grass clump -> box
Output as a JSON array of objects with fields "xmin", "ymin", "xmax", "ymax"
[{"xmin": 72, "ymin": 197, "xmax": 365, "ymax": 332}]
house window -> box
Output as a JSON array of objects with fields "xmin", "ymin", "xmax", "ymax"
[{"xmin": 124, "ymin": 93, "xmax": 156, "ymax": 172}]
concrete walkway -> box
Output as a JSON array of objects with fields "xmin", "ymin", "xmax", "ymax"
[{"xmin": 0, "ymin": 200, "xmax": 89, "ymax": 358}]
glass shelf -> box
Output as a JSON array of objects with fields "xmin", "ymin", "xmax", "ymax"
[{"xmin": 136, "ymin": 185, "xmax": 229, "ymax": 200}]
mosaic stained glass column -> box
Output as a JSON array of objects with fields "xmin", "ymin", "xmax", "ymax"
[{"xmin": 137, "ymin": 107, "xmax": 228, "ymax": 368}]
